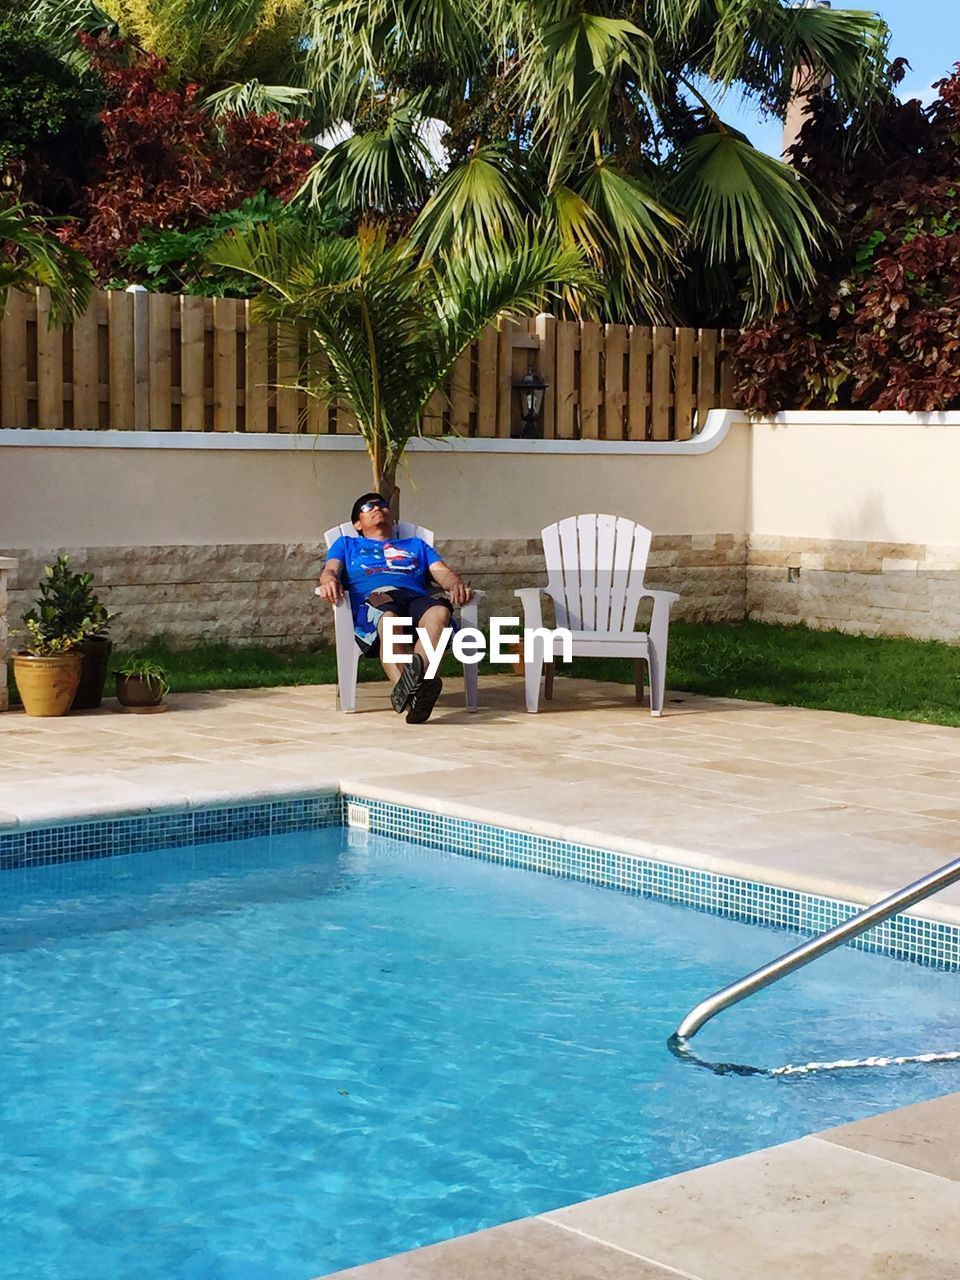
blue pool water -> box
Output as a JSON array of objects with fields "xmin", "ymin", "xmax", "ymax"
[{"xmin": 1, "ymin": 828, "xmax": 959, "ymax": 1280}]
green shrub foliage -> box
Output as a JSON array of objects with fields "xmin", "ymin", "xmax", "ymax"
[{"xmin": 0, "ymin": 22, "xmax": 102, "ymax": 208}]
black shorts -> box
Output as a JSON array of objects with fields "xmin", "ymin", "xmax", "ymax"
[{"xmin": 356, "ymin": 587, "xmax": 453, "ymax": 656}]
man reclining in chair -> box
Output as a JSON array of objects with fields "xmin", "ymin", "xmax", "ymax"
[{"xmin": 316, "ymin": 493, "xmax": 474, "ymax": 723}]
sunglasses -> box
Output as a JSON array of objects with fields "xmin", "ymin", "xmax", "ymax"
[{"xmin": 358, "ymin": 500, "xmax": 389, "ymax": 514}]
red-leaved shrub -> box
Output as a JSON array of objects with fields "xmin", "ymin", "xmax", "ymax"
[
  {"xmin": 732, "ymin": 64, "xmax": 960, "ymax": 414},
  {"xmin": 66, "ymin": 36, "xmax": 315, "ymax": 280}
]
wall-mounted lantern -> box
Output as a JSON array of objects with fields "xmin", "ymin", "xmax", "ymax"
[{"xmin": 513, "ymin": 367, "xmax": 548, "ymax": 438}]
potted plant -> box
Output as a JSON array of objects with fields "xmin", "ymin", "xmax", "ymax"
[
  {"xmin": 12, "ymin": 619, "xmax": 85, "ymax": 716},
  {"xmin": 23, "ymin": 556, "xmax": 117, "ymax": 710},
  {"xmin": 115, "ymin": 657, "xmax": 170, "ymax": 712}
]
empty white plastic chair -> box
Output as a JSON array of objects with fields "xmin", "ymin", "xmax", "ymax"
[
  {"xmin": 515, "ymin": 514, "xmax": 679, "ymax": 716},
  {"xmin": 321, "ymin": 520, "xmax": 480, "ymax": 713}
]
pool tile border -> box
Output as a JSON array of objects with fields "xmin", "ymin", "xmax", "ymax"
[
  {"xmin": 344, "ymin": 793, "xmax": 960, "ymax": 971},
  {"xmin": 1, "ymin": 789, "xmax": 958, "ymax": 971},
  {"xmin": 0, "ymin": 792, "xmax": 343, "ymax": 869}
]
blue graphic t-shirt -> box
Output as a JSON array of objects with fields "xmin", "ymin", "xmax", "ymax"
[{"xmin": 326, "ymin": 535, "xmax": 442, "ymax": 644}]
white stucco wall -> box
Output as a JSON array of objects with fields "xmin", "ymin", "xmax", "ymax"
[
  {"xmin": 0, "ymin": 415, "xmax": 749, "ymax": 547},
  {"xmin": 749, "ymin": 412, "xmax": 960, "ymax": 547}
]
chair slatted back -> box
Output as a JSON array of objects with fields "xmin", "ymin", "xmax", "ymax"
[
  {"xmin": 323, "ymin": 521, "xmax": 434, "ymax": 550},
  {"xmin": 542, "ymin": 514, "xmax": 652, "ymax": 632}
]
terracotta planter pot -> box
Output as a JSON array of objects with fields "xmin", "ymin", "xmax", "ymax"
[
  {"xmin": 115, "ymin": 672, "xmax": 167, "ymax": 709},
  {"xmin": 73, "ymin": 636, "xmax": 113, "ymax": 711},
  {"xmin": 13, "ymin": 652, "xmax": 82, "ymax": 717}
]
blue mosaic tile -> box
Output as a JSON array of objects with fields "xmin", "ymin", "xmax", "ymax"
[
  {"xmin": 0, "ymin": 791, "xmax": 343, "ymax": 873},
  {"xmin": 341, "ymin": 792, "xmax": 960, "ymax": 972}
]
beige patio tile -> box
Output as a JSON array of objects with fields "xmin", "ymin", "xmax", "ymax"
[
  {"xmin": 319, "ymin": 1216, "xmax": 682, "ymax": 1280},
  {"xmin": 820, "ymin": 1093, "xmax": 960, "ymax": 1183},
  {"xmin": 544, "ymin": 1136, "xmax": 960, "ymax": 1280}
]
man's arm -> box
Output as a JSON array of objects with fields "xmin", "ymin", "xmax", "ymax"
[
  {"xmin": 316, "ymin": 558, "xmax": 345, "ymax": 604},
  {"xmin": 429, "ymin": 560, "xmax": 474, "ymax": 606}
]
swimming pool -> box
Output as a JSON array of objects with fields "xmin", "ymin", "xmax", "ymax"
[{"xmin": 1, "ymin": 801, "xmax": 958, "ymax": 1280}]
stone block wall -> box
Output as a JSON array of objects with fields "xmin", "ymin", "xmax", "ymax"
[
  {"xmin": 7, "ymin": 535, "xmax": 960, "ymax": 650},
  {"xmin": 5, "ymin": 536, "xmax": 749, "ymax": 650},
  {"xmin": 747, "ymin": 537, "xmax": 960, "ymax": 643}
]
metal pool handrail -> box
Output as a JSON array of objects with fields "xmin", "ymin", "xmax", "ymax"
[{"xmin": 671, "ymin": 854, "xmax": 960, "ymax": 1045}]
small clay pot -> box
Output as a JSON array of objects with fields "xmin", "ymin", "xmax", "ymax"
[
  {"xmin": 115, "ymin": 672, "xmax": 167, "ymax": 709},
  {"xmin": 13, "ymin": 652, "xmax": 82, "ymax": 717}
]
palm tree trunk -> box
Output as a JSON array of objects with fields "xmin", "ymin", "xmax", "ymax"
[{"xmin": 374, "ymin": 461, "xmax": 399, "ymax": 519}]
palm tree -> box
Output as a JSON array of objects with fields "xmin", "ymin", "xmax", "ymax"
[
  {"xmin": 299, "ymin": 0, "xmax": 891, "ymax": 322},
  {"xmin": 0, "ymin": 200, "xmax": 92, "ymax": 324},
  {"xmin": 207, "ymin": 223, "xmax": 597, "ymax": 510}
]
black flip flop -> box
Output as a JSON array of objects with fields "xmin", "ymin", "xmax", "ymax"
[
  {"xmin": 390, "ymin": 653, "xmax": 425, "ymax": 713},
  {"xmin": 406, "ymin": 677, "xmax": 443, "ymax": 724}
]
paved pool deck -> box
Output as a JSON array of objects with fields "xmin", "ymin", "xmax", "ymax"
[{"xmin": 2, "ymin": 672, "xmax": 960, "ymax": 1279}]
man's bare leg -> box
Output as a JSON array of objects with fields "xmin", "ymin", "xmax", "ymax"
[
  {"xmin": 377, "ymin": 611, "xmax": 411, "ymax": 686},
  {"xmin": 412, "ymin": 605, "xmax": 452, "ymax": 671}
]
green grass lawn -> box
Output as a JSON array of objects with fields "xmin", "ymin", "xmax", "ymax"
[{"xmin": 7, "ymin": 621, "xmax": 960, "ymax": 727}]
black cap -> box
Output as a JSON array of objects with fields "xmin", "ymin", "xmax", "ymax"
[{"xmin": 351, "ymin": 492, "xmax": 388, "ymax": 524}]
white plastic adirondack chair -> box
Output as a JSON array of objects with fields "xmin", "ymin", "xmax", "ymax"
[
  {"xmin": 320, "ymin": 521, "xmax": 480, "ymax": 713},
  {"xmin": 515, "ymin": 514, "xmax": 679, "ymax": 716}
]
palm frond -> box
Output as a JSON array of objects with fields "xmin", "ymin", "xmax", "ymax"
[
  {"xmin": 671, "ymin": 130, "xmax": 826, "ymax": 316},
  {"xmin": 411, "ymin": 144, "xmax": 530, "ymax": 259},
  {"xmin": 574, "ymin": 161, "xmax": 681, "ymax": 319},
  {"xmin": 0, "ymin": 203, "xmax": 92, "ymax": 325},
  {"xmin": 298, "ymin": 95, "xmax": 435, "ymax": 213},
  {"xmin": 303, "ymin": 0, "xmax": 479, "ymax": 126},
  {"xmin": 786, "ymin": 4, "xmax": 890, "ymax": 117},
  {"xmin": 519, "ymin": 9, "xmax": 660, "ymax": 141},
  {"xmin": 204, "ymin": 79, "xmax": 312, "ymax": 119}
]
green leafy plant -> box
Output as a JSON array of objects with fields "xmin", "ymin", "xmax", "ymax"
[
  {"xmin": 22, "ymin": 555, "xmax": 116, "ymax": 649},
  {"xmin": 117, "ymin": 655, "xmax": 170, "ymax": 698},
  {"xmin": 18, "ymin": 616, "xmax": 87, "ymax": 656},
  {"xmin": 122, "ymin": 192, "xmax": 344, "ymax": 295}
]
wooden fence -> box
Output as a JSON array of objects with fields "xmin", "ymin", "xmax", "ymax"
[{"xmin": 0, "ymin": 288, "xmax": 733, "ymax": 440}]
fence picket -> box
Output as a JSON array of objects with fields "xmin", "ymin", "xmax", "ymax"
[
  {"xmin": 696, "ymin": 327, "xmax": 718, "ymax": 432},
  {"xmin": 450, "ymin": 346, "xmax": 473, "ymax": 435},
  {"xmin": 108, "ymin": 290, "xmax": 134, "ymax": 429},
  {"xmin": 180, "ymin": 295, "xmax": 205, "ymax": 431},
  {"xmin": 650, "ymin": 324, "xmax": 673, "ymax": 440},
  {"xmin": 534, "ymin": 313, "xmax": 556, "ymax": 438},
  {"xmin": 244, "ymin": 300, "xmax": 268, "ymax": 433},
  {"xmin": 147, "ymin": 292, "xmax": 172, "ymax": 430},
  {"xmin": 497, "ymin": 319, "xmax": 517, "ymax": 437},
  {"xmin": 212, "ymin": 298, "xmax": 238, "ymax": 432},
  {"xmin": 554, "ymin": 320, "xmax": 578, "ymax": 439},
  {"xmin": 603, "ymin": 323, "xmax": 627, "ymax": 440},
  {"xmin": 627, "ymin": 325, "xmax": 650, "ymax": 439},
  {"xmin": 579, "ymin": 322, "xmax": 600, "ymax": 439},
  {"xmin": 275, "ymin": 321, "xmax": 299, "ymax": 432},
  {"xmin": 674, "ymin": 326, "xmax": 696, "ymax": 441},
  {"xmin": 0, "ymin": 290, "xmax": 29, "ymax": 427},
  {"xmin": 36, "ymin": 289, "xmax": 64, "ymax": 430},
  {"xmin": 475, "ymin": 325, "xmax": 497, "ymax": 436},
  {"xmin": 72, "ymin": 296, "xmax": 100, "ymax": 429}
]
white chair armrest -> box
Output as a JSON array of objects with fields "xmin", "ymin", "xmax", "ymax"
[
  {"xmin": 460, "ymin": 590, "xmax": 484, "ymax": 628},
  {"xmin": 514, "ymin": 586, "xmax": 551, "ymax": 630},
  {"xmin": 637, "ymin": 588, "xmax": 680, "ymax": 606}
]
